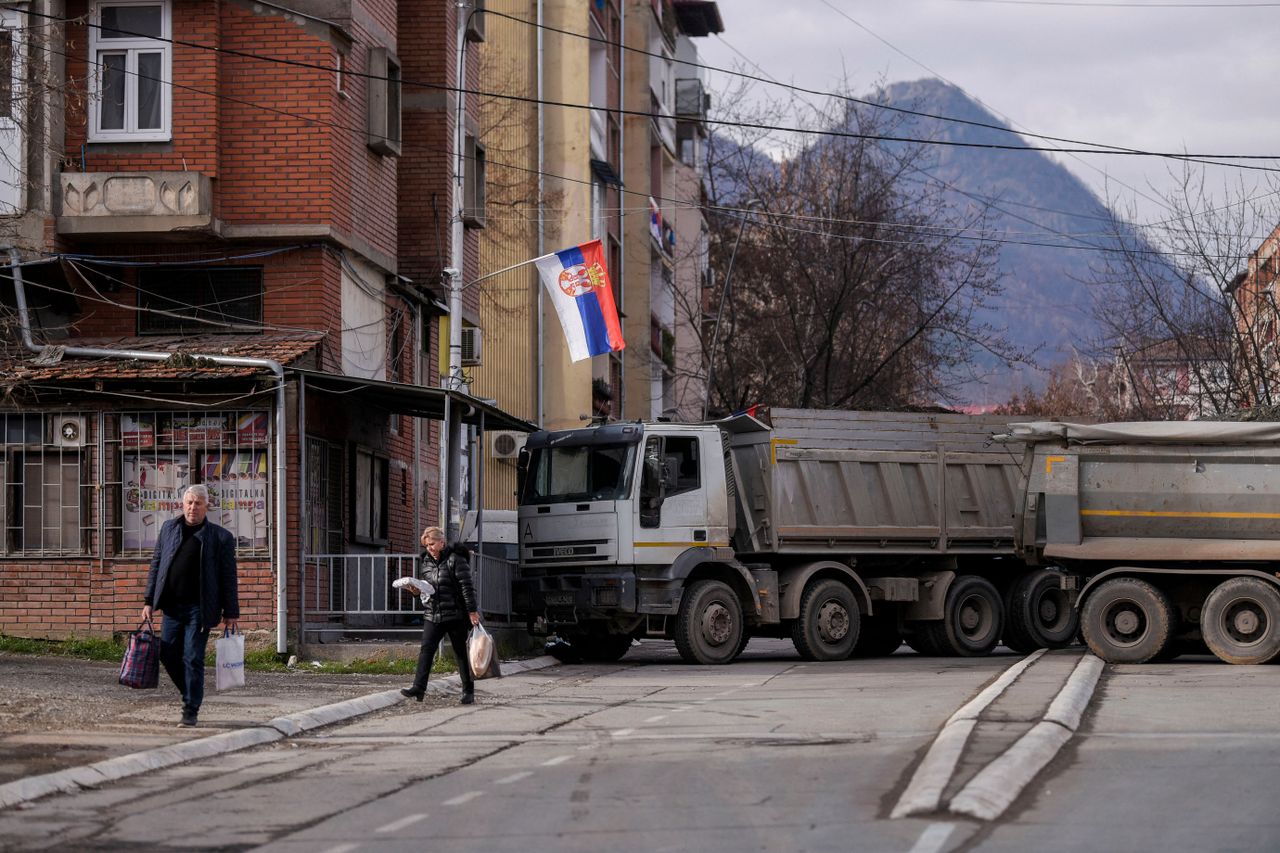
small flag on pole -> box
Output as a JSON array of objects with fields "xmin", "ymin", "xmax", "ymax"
[{"xmin": 535, "ymin": 239, "xmax": 626, "ymax": 362}]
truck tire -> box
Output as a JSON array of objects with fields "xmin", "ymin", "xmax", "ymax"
[
  {"xmin": 919, "ymin": 575, "xmax": 1003, "ymax": 657},
  {"xmin": 1080, "ymin": 577, "xmax": 1175, "ymax": 664},
  {"xmin": 1004, "ymin": 570, "xmax": 1078, "ymax": 653},
  {"xmin": 791, "ymin": 579, "xmax": 860, "ymax": 661},
  {"xmin": 674, "ymin": 579, "xmax": 744, "ymax": 665},
  {"xmin": 904, "ymin": 628, "xmax": 944, "ymax": 656},
  {"xmin": 852, "ymin": 614, "xmax": 901, "ymax": 657},
  {"xmin": 1200, "ymin": 578, "xmax": 1280, "ymax": 665}
]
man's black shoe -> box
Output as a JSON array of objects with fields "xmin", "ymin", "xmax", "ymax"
[
  {"xmin": 400, "ymin": 688, "xmax": 425, "ymax": 702},
  {"xmin": 460, "ymin": 692, "xmax": 475, "ymax": 705},
  {"xmin": 179, "ymin": 711, "xmax": 198, "ymax": 728}
]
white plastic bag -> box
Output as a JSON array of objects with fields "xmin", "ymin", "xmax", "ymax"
[
  {"xmin": 215, "ymin": 630, "xmax": 245, "ymax": 691},
  {"xmin": 392, "ymin": 576, "xmax": 436, "ymax": 606},
  {"xmin": 468, "ymin": 623, "xmax": 501, "ymax": 680}
]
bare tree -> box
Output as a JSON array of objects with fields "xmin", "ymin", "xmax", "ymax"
[
  {"xmin": 1085, "ymin": 163, "xmax": 1280, "ymax": 419},
  {"xmin": 698, "ymin": 83, "xmax": 1030, "ymax": 415}
]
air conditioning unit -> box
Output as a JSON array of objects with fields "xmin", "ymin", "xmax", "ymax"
[
  {"xmin": 489, "ymin": 430, "xmax": 526, "ymax": 460},
  {"xmin": 460, "ymin": 325, "xmax": 483, "ymax": 366},
  {"xmin": 50, "ymin": 414, "xmax": 87, "ymax": 447}
]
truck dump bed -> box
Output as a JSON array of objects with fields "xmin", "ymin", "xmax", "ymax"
[
  {"xmin": 1010, "ymin": 420, "xmax": 1280, "ymax": 562},
  {"xmin": 725, "ymin": 409, "xmax": 1025, "ymax": 556}
]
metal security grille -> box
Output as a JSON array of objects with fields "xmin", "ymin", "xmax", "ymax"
[
  {"xmin": 0, "ymin": 412, "xmax": 93, "ymax": 555},
  {"xmin": 136, "ymin": 265, "xmax": 264, "ymax": 333},
  {"xmin": 108, "ymin": 410, "xmax": 272, "ymax": 556}
]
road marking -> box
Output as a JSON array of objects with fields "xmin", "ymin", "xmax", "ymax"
[
  {"xmin": 645, "ymin": 714, "xmax": 668, "ymax": 723},
  {"xmin": 495, "ymin": 771, "xmax": 534, "ymax": 785},
  {"xmin": 891, "ymin": 650, "xmax": 1047, "ymax": 819},
  {"xmin": 674, "ymin": 706, "xmax": 692, "ymax": 712},
  {"xmin": 611, "ymin": 728, "xmax": 635, "ymax": 737},
  {"xmin": 376, "ymin": 813, "xmax": 428, "ymax": 833},
  {"xmin": 541, "ymin": 754, "xmax": 572, "ymax": 766},
  {"xmin": 442, "ymin": 791, "xmax": 485, "ymax": 806},
  {"xmin": 950, "ymin": 654, "xmax": 1105, "ymax": 821},
  {"xmin": 318, "ymin": 845, "xmax": 359, "ymax": 853},
  {"xmin": 908, "ymin": 822, "xmax": 955, "ymax": 853}
]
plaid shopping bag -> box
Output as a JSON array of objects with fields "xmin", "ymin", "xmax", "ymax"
[{"xmin": 119, "ymin": 618, "xmax": 160, "ymax": 689}]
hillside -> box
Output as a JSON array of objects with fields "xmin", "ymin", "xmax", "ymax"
[{"xmin": 878, "ymin": 79, "xmax": 1162, "ymax": 404}]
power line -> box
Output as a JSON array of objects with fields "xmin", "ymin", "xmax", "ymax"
[{"xmin": 10, "ymin": 4, "xmax": 1280, "ymax": 171}]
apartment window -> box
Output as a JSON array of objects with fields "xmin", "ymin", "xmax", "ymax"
[
  {"xmin": 118, "ymin": 410, "xmax": 271, "ymax": 554},
  {"xmin": 1, "ymin": 414, "xmax": 90, "ymax": 555},
  {"xmin": 0, "ymin": 27, "xmax": 13, "ymax": 120},
  {"xmin": 89, "ymin": 1, "xmax": 171, "ymax": 142},
  {"xmin": 136, "ymin": 265, "xmax": 263, "ymax": 334},
  {"xmin": 367, "ymin": 46, "xmax": 401, "ymax": 156},
  {"xmin": 351, "ymin": 446, "xmax": 388, "ymax": 545},
  {"xmin": 462, "ymin": 132, "xmax": 486, "ymax": 227}
]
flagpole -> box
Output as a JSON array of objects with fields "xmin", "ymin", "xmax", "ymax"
[{"xmin": 460, "ymin": 253, "xmax": 549, "ymax": 292}]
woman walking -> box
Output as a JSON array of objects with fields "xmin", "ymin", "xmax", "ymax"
[{"xmin": 402, "ymin": 526, "xmax": 481, "ymax": 704}]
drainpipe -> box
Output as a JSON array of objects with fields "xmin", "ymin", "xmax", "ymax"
[
  {"xmin": 536, "ymin": 0, "xmax": 544, "ymax": 427},
  {"xmin": 7, "ymin": 248, "xmax": 291, "ymax": 654}
]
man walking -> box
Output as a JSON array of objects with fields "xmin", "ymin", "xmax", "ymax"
[{"xmin": 141, "ymin": 484, "xmax": 239, "ymax": 727}]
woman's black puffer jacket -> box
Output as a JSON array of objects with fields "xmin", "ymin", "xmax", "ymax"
[{"xmin": 420, "ymin": 544, "xmax": 478, "ymax": 622}]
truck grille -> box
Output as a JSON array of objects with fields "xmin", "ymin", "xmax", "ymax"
[{"xmin": 525, "ymin": 539, "xmax": 611, "ymax": 565}]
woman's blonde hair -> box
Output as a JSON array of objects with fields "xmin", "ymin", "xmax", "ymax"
[{"xmin": 420, "ymin": 526, "xmax": 446, "ymax": 545}]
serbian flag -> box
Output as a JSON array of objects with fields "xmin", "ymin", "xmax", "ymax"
[{"xmin": 535, "ymin": 239, "xmax": 626, "ymax": 362}]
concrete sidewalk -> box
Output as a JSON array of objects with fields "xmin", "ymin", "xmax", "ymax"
[{"xmin": 0, "ymin": 651, "xmax": 557, "ymax": 809}]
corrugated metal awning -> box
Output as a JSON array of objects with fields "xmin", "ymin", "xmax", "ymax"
[{"xmin": 289, "ymin": 368, "xmax": 536, "ymax": 433}]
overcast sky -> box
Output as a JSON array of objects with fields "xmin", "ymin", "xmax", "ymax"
[{"xmin": 697, "ymin": 0, "xmax": 1280, "ymax": 235}]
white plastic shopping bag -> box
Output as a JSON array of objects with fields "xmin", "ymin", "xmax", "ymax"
[
  {"xmin": 392, "ymin": 576, "xmax": 436, "ymax": 606},
  {"xmin": 215, "ymin": 629, "xmax": 246, "ymax": 691},
  {"xmin": 467, "ymin": 623, "xmax": 501, "ymax": 680}
]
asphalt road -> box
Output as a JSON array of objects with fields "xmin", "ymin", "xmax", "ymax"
[{"xmin": 1, "ymin": 640, "xmax": 1277, "ymax": 853}]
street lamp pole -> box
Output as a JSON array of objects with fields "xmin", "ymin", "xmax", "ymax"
[{"xmin": 703, "ymin": 200, "xmax": 761, "ymax": 421}]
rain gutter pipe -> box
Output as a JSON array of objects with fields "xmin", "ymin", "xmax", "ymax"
[{"xmin": 6, "ymin": 248, "xmax": 291, "ymax": 654}]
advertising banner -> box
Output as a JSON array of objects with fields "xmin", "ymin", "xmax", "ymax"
[
  {"xmin": 204, "ymin": 450, "xmax": 269, "ymax": 549},
  {"xmin": 123, "ymin": 454, "xmax": 190, "ymax": 551}
]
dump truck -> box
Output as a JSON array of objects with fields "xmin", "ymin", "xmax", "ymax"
[
  {"xmin": 1008, "ymin": 420, "xmax": 1280, "ymax": 665},
  {"xmin": 513, "ymin": 408, "xmax": 1075, "ymax": 665}
]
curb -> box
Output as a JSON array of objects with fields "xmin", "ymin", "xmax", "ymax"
[
  {"xmin": 948, "ymin": 654, "xmax": 1105, "ymax": 820},
  {"xmin": 890, "ymin": 649, "xmax": 1046, "ymax": 819},
  {"xmin": 0, "ymin": 655, "xmax": 560, "ymax": 812}
]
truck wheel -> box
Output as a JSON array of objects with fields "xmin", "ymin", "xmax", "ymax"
[
  {"xmin": 791, "ymin": 579, "xmax": 860, "ymax": 661},
  {"xmin": 852, "ymin": 614, "xmax": 901, "ymax": 657},
  {"xmin": 922, "ymin": 575, "xmax": 1003, "ymax": 657},
  {"xmin": 579, "ymin": 633, "xmax": 634, "ymax": 663},
  {"xmin": 1200, "ymin": 578, "xmax": 1280, "ymax": 665},
  {"xmin": 1004, "ymin": 570, "xmax": 1078, "ymax": 653},
  {"xmin": 674, "ymin": 580, "xmax": 744, "ymax": 665},
  {"xmin": 1080, "ymin": 577, "xmax": 1174, "ymax": 664}
]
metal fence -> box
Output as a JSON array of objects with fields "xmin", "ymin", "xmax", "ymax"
[{"xmin": 300, "ymin": 552, "xmax": 516, "ymax": 641}]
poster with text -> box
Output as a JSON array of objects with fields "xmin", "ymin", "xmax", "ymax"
[
  {"xmin": 123, "ymin": 454, "xmax": 191, "ymax": 551},
  {"xmin": 204, "ymin": 450, "xmax": 269, "ymax": 549}
]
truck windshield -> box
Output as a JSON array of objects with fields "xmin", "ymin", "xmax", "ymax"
[{"xmin": 519, "ymin": 443, "xmax": 637, "ymax": 505}]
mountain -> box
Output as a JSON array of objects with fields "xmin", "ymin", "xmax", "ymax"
[{"xmin": 877, "ymin": 79, "xmax": 1161, "ymax": 405}]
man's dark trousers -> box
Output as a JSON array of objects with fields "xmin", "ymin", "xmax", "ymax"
[{"xmin": 160, "ymin": 603, "xmax": 210, "ymax": 714}]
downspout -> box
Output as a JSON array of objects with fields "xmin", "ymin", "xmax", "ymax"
[
  {"xmin": 536, "ymin": 0, "xmax": 545, "ymax": 426},
  {"xmin": 7, "ymin": 248, "xmax": 291, "ymax": 654}
]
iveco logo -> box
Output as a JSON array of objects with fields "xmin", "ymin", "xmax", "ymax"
[{"xmin": 552, "ymin": 546, "xmax": 574, "ymax": 557}]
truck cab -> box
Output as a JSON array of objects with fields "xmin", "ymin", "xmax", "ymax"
[{"xmin": 513, "ymin": 421, "xmax": 741, "ymax": 661}]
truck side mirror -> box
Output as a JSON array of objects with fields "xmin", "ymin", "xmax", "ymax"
[{"xmin": 516, "ymin": 446, "xmax": 530, "ymax": 501}]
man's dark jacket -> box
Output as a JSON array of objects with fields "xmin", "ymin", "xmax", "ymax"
[
  {"xmin": 144, "ymin": 518, "xmax": 240, "ymax": 630},
  {"xmin": 420, "ymin": 545, "xmax": 477, "ymax": 623}
]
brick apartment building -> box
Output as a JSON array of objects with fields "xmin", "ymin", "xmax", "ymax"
[{"xmin": 0, "ymin": 0, "xmax": 528, "ymax": 647}]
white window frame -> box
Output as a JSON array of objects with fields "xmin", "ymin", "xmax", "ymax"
[
  {"xmin": 0, "ymin": 7, "xmax": 26, "ymax": 214},
  {"xmin": 88, "ymin": 0, "xmax": 172, "ymax": 143}
]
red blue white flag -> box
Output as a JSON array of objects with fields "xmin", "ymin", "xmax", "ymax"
[{"xmin": 535, "ymin": 239, "xmax": 626, "ymax": 362}]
